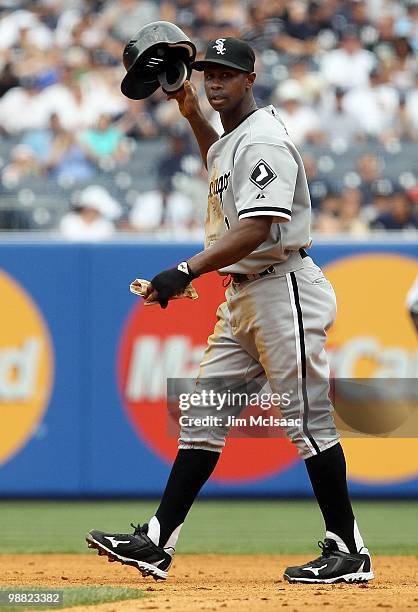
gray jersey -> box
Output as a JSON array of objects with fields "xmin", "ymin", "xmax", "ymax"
[{"xmin": 205, "ymin": 105, "xmax": 311, "ymax": 274}]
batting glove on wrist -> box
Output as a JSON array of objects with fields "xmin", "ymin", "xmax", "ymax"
[{"xmin": 150, "ymin": 261, "xmax": 199, "ymax": 309}]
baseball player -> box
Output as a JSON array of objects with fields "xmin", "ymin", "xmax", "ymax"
[{"xmin": 87, "ymin": 37, "xmax": 373, "ymax": 585}]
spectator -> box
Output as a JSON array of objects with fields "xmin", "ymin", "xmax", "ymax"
[
  {"xmin": 241, "ymin": 3, "xmax": 284, "ymax": 52},
  {"xmin": 303, "ymin": 154, "xmax": 332, "ymax": 210},
  {"xmin": 320, "ymin": 28, "xmax": 376, "ymax": 89},
  {"xmin": 0, "ymin": 62, "xmax": 19, "ymax": 98},
  {"xmin": 40, "ymin": 69, "xmax": 99, "ymax": 132},
  {"xmin": 390, "ymin": 36, "xmax": 416, "ymax": 89},
  {"xmin": 157, "ymin": 132, "xmax": 193, "ymax": 191},
  {"xmin": 101, "ymin": 0, "xmax": 159, "ymax": 42},
  {"xmin": 356, "ymin": 153, "xmax": 382, "ymax": 206},
  {"xmin": 217, "ymin": 0, "xmax": 246, "ymax": 30},
  {"xmin": 319, "ymin": 86, "xmax": 364, "ymax": 144},
  {"xmin": 371, "ymin": 190, "xmax": 418, "ymax": 229},
  {"xmin": 318, "ymin": 190, "xmax": 342, "ymax": 217},
  {"xmin": 394, "ymin": 0, "xmax": 418, "ymax": 53},
  {"xmin": 1, "ymin": 144, "xmax": 39, "ymax": 189},
  {"xmin": 338, "ymin": 187, "xmax": 370, "ymax": 234},
  {"xmin": 287, "ymin": 59, "xmax": 325, "ymax": 105},
  {"xmin": 284, "ymin": 1, "xmax": 318, "ymax": 40},
  {"xmin": 335, "ymin": 0, "xmax": 379, "ymax": 48},
  {"xmin": 0, "ymin": 0, "xmax": 416, "ymax": 237},
  {"xmin": 368, "ymin": 178, "xmax": 395, "ymax": 221},
  {"xmin": 0, "ymin": 8, "xmax": 53, "ymax": 51},
  {"xmin": 275, "ymin": 79, "xmax": 324, "ymax": 145},
  {"xmin": 189, "ymin": 0, "xmax": 224, "ymax": 41},
  {"xmin": 386, "ymin": 91, "xmax": 418, "ymax": 142},
  {"xmin": 118, "ymin": 99, "xmax": 159, "ymax": 140},
  {"xmin": 22, "ymin": 112, "xmax": 64, "ymax": 162},
  {"xmin": 80, "ymin": 114, "xmax": 130, "ymax": 167},
  {"xmin": 0, "ymin": 76, "xmax": 52, "ymax": 134},
  {"xmin": 78, "ymin": 184, "xmax": 122, "ymax": 221},
  {"xmin": 128, "ymin": 189, "xmax": 193, "ymax": 231},
  {"xmin": 45, "ymin": 131, "xmax": 95, "ymax": 185},
  {"xmin": 59, "ymin": 185, "xmax": 118, "ymax": 241},
  {"xmin": 344, "ymin": 66, "xmax": 399, "ymax": 139},
  {"xmin": 313, "ymin": 212, "xmax": 344, "ymax": 233}
]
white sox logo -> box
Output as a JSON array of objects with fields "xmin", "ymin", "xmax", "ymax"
[
  {"xmin": 249, "ymin": 159, "xmax": 277, "ymax": 190},
  {"xmin": 209, "ymin": 170, "xmax": 231, "ymax": 205},
  {"xmin": 213, "ymin": 38, "xmax": 227, "ymax": 55}
]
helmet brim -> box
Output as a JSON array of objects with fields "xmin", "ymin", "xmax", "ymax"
[{"xmin": 121, "ymin": 72, "xmax": 160, "ymax": 100}]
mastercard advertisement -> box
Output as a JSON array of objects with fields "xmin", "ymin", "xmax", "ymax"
[{"xmin": 0, "ymin": 242, "xmax": 417, "ymax": 496}]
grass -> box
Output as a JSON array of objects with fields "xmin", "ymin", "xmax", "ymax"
[
  {"xmin": 0, "ymin": 499, "xmax": 417, "ymax": 556},
  {"xmin": 0, "ymin": 586, "xmax": 146, "ymax": 611}
]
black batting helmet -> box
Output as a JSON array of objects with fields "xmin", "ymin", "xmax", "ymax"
[{"xmin": 121, "ymin": 21, "xmax": 196, "ymax": 100}]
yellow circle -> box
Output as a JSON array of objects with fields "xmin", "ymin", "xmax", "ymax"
[
  {"xmin": 0, "ymin": 270, "xmax": 54, "ymax": 465},
  {"xmin": 325, "ymin": 254, "xmax": 418, "ymax": 483}
]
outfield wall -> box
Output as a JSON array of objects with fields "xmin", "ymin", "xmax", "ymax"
[{"xmin": 0, "ymin": 238, "xmax": 417, "ymax": 497}]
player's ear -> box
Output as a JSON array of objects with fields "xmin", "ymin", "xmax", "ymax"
[{"xmin": 245, "ymin": 72, "xmax": 256, "ymax": 89}]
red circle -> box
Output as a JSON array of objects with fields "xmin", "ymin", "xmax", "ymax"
[{"xmin": 117, "ymin": 273, "xmax": 298, "ymax": 482}]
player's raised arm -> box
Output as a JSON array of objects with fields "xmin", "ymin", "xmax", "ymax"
[{"xmin": 168, "ymin": 80, "xmax": 219, "ymax": 168}]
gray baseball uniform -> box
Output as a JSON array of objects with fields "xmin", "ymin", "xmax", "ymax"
[{"xmin": 179, "ymin": 106, "xmax": 339, "ymax": 459}]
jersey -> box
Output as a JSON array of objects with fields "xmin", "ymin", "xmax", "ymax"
[{"xmin": 205, "ymin": 105, "xmax": 311, "ymax": 274}]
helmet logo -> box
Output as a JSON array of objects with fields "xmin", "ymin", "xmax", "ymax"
[{"xmin": 213, "ymin": 38, "xmax": 226, "ymax": 55}]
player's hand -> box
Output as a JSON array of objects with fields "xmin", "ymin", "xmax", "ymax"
[
  {"xmin": 145, "ymin": 262, "xmax": 199, "ymax": 309},
  {"xmin": 166, "ymin": 80, "xmax": 200, "ymax": 119}
]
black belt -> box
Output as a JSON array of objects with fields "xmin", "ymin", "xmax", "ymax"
[{"xmin": 230, "ymin": 248, "xmax": 308, "ymax": 284}]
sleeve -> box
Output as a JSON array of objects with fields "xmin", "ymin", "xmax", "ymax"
[{"xmin": 232, "ymin": 143, "xmax": 298, "ymax": 223}]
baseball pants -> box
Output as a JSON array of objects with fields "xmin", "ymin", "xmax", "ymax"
[{"xmin": 179, "ymin": 252, "xmax": 340, "ymax": 459}]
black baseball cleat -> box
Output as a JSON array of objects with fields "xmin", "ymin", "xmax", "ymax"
[
  {"xmin": 284, "ymin": 538, "xmax": 374, "ymax": 584},
  {"xmin": 86, "ymin": 523, "xmax": 173, "ymax": 580}
]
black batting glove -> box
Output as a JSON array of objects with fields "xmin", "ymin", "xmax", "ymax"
[{"xmin": 150, "ymin": 261, "xmax": 199, "ymax": 309}]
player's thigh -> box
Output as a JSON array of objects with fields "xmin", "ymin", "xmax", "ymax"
[
  {"xmin": 229, "ymin": 264, "xmax": 338, "ymax": 457},
  {"xmin": 279, "ymin": 261, "xmax": 338, "ymax": 455},
  {"xmin": 179, "ymin": 301, "xmax": 264, "ymax": 450}
]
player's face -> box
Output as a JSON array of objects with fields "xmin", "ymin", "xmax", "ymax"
[{"xmin": 204, "ymin": 65, "xmax": 253, "ymax": 112}]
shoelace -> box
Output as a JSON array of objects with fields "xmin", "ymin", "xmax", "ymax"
[
  {"xmin": 304, "ymin": 540, "xmax": 334, "ymax": 566},
  {"xmin": 130, "ymin": 522, "xmax": 146, "ymax": 537}
]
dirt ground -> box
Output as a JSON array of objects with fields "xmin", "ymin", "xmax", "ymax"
[{"xmin": 0, "ymin": 554, "xmax": 417, "ymax": 612}]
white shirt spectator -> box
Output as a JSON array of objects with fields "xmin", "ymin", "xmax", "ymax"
[
  {"xmin": 0, "ymin": 87, "xmax": 53, "ymax": 133},
  {"xmin": 40, "ymin": 83, "xmax": 101, "ymax": 131},
  {"xmin": 60, "ymin": 184, "xmax": 120, "ymax": 241},
  {"xmin": 278, "ymin": 105, "xmax": 321, "ymax": 145},
  {"xmin": 344, "ymin": 84, "xmax": 399, "ymax": 136},
  {"xmin": 129, "ymin": 190, "xmax": 193, "ymax": 230},
  {"xmin": 78, "ymin": 184, "xmax": 122, "ymax": 221},
  {"xmin": 0, "ymin": 10, "xmax": 53, "ymax": 50},
  {"xmin": 275, "ymin": 79, "xmax": 322, "ymax": 145},
  {"xmin": 59, "ymin": 211, "xmax": 115, "ymax": 241},
  {"xmin": 320, "ymin": 47, "xmax": 376, "ymax": 89}
]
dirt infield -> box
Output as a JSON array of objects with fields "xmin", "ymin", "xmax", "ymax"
[{"xmin": 0, "ymin": 554, "xmax": 417, "ymax": 612}]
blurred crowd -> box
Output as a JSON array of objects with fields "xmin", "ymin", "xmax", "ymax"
[{"xmin": 0, "ymin": 0, "xmax": 417, "ymax": 238}]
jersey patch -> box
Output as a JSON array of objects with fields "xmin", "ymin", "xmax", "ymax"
[{"xmin": 249, "ymin": 160, "xmax": 277, "ymax": 190}]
